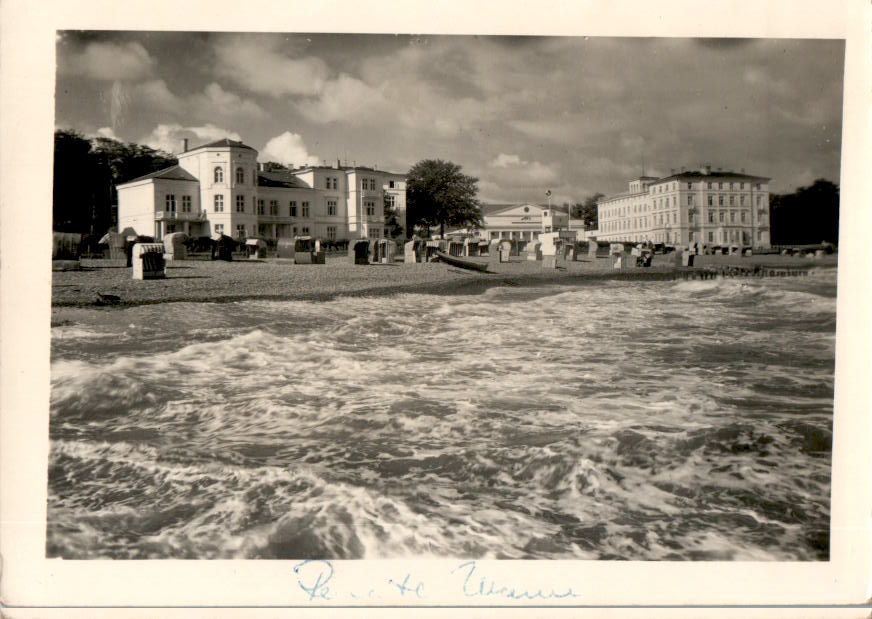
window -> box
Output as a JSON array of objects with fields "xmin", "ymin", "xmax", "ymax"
[
  {"xmin": 730, "ymin": 211, "xmax": 736, "ymax": 223},
  {"xmin": 719, "ymin": 211, "xmax": 725, "ymax": 223},
  {"xmin": 236, "ymin": 167, "xmax": 244, "ymax": 184},
  {"xmin": 756, "ymin": 195, "xmax": 762, "ymax": 206},
  {"xmin": 718, "ymin": 195, "xmax": 724, "ymax": 206},
  {"xmin": 214, "ymin": 194, "xmax": 224, "ymax": 212},
  {"xmin": 293, "ymin": 226, "xmax": 298, "ymax": 236},
  {"xmin": 707, "ymin": 182, "xmax": 712, "ymax": 190},
  {"xmin": 672, "ymin": 196, "xmax": 676, "ymax": 206},
  {"xmin": 269, "ymin": 200, "xmax": 278, "ymax": 215},
  {"xmin": 729, "ymin": 182, "xmax": 734, "ymax": 191},
  {"xmin": 327, "ymin": 200, "xmax": 336, "ymax": 216},
  {"xmin": 327, "ymin": 226, "xmax": 337, "ymax": 240},
  {"xmin": 165, "ymin": 194, "xmax": 176, "ymax": 212},
  {"xmin": 236, "ymin": 224, "xmax": 245, "ymax": 239},
  {"xmin": 289, "ymin": 201, "xmax": 297, "ymax": 217},
  {"xmin": 719, "ymin": 182, "xmax": 724, "ymax": 190},
  {"xmin": 756, "ymin": 183, "xmax": 762, "ymax": 190},
  {"xmin": 236, "ymin": 195, "xmax": 245, "ymax": 213},
  {"xmin": 707, "ymin": 195, "xmax": 713, "ymax": 206},
  {"xmin": 389, "ymin": 180, "xmax": 395, "ymax": 189},
  {"xmin": 332, "ymin": 177, "xmax": 338, "ymax": 190},
  {"xmin": 365, "ymin": 201, "xmax": 376, "ymax": 216},
  {"xmin": 740, "ymin": 195, "xmax": 745, "ymax": 206},
  {"xmin": 687, "ymin": 195, "xmax": 694, "ymax": 206},
  {"xmin": 385, "ymin": 194, "xmax": 396, "ymax": 208},
  {"xmin": 687, "ymin": 182, "xmax": 692, "ymax": 190},
  {"xmin": 302, "ymin": 226, "xmax": 310, "ymax": 235},
  {"xmin": 214, "ymin": 167, "xmax": 224, "ymax": 183},
  {"xmin": 301, "ymin": 202, "xmax": 310, "ymax": 217},
  {"xmin": 741, "ymin": 211, "xmax": 747, "ymax": 223},
  {"xmin": 708, "ymin": 231, "xmax": 714, "ymax": 242},
  {"xmin": 729, "ymin": 196, "xmax": 735, "ymax": 206},
  {"xmin": 214, "ymin": 223, "xmax": 224, "ymax": 235},
  {"xmin": 257, "ymin": 199, "xmax": 264, "ymax": 215},
  {"xmin": 740, "ymin": 182, "xmax": 745, "ymax": 190},
  {"xmin": 688, "ymin": 211, "xmax": 694, "ymax": 224},
  {"xmin": 325, "ymin": 177, "xmax": 331, "ymax": 189},
  {"xmin": 181, "ymin": 195, "xmax": 192, "ymax": 212}
]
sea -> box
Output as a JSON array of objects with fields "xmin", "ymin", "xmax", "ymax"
[{"xmin": 47, "ymin": 271, "xmax": 837, "ymax": 560}]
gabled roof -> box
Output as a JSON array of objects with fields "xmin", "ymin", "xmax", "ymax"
[
  {"xmin": 122, "ymin": 165, "xmax": 197, "ymax": 184},
  {"xmin": 480, "ymin": 202, "xmax": 568, "ymax": 218},
  {"xmin": 189, "ymin": 138, "xmax": 257, "ymax": 151},
  {"xmin": 257, "ymin": 170, "xmax": 309, "ymax": 189}
]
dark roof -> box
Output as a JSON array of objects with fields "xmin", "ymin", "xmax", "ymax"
[
  {"xmin": 122, "ymin": 165, "xmax": 197, "ymax": 184},
  {"xmin": 257, "ymin": 170, "xmax": 309, "ymax": 189},
  {"xmin": 654, "ymin": 170, "xmax": 770, "ymax": 183},
  {"xmin": 190, "ymin": 138, "xmax": 257, "ymax": 151}
]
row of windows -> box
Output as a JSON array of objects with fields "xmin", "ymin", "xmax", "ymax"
[
  {"xmin": 324, "ymin": 176, "xmax": 339, "ymax": 190},
  {"xmin": 165, "ymin": 194, "xmax": 193, "ymax": 212},
  {"xmin": 213, "ymin": 166, "xmax": 250, "ymax": 185},
  {"xmin": 364, "ymin": 200, "xmax": 376, "ymax": 216},
  {"xmin": 653, "ymin": 181, "xmax": 764, "ymax": 193},
  {"xmin": 361, "ymin": 178, "xmax": 378, "ymax": 191},
  {"xmin": 604, "ymin": 194, "xmax": 765, "ymax": 218},
  {"xmin": 219, "ymin": 223, "xmax": 314, "ymax": 237},
  {"xmin": 602, "ymin": 209, "xmax": 767, "ymax": 232}
]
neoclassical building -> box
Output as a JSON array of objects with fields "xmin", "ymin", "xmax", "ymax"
[
  {"xmin": 476, "ymin": 203, "xmax": 570, "ymax": 241},
  {"xmin": 595, "ymin": 166, "xmax": 771, "ymax": 248},
  {"xmin": 116, "ymin": 138, "xmax": 407, "ymax": 242}
]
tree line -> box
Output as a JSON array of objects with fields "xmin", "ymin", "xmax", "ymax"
[{"xmin": 53, "ymin": 129, "xmax": 178, "ymax": 235}]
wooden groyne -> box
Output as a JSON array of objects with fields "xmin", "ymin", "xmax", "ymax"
[{"xmin": 675, "ymin": 265, "xmax": 812, "ymax": 280}]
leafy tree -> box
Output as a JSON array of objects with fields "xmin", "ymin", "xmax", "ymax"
[
  {"xmin": 52, "ymin": 129, "xmax": 177, "ymax": 235},
  {"xmin": 770, "ymin": 179, "xmax": 839, "ymax": 245},
  {"xmin": 261, "ymin": 161, "xmax": 290, "ymax": 172},
  {"xmin": 383, "ymin": 194, "xmax": 405, "ymax": 240},
  {"xmin": 406, "ymin": 159, "xmax": 482, "ymax": 238},
  {"xmin": 578, "ymin": 192, "xmax": 604, "ymax": 230}
]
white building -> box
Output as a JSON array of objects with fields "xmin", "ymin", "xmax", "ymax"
[
  {"xmin": 116, "ymin": 138, "xmax": 407, "ymax": 242},
  {"xmin": 476, "ymin": 203, "xmax": 570, "ymax": 241},
  {"xmin": 595, "ymin": 166, "xmax": 771, "ymax": 248}
]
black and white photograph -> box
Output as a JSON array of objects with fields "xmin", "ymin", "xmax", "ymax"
[{"xmin": 1, "ymin": 0, "xmax": 870, "ymax": 615}]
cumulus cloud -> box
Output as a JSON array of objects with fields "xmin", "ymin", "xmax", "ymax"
[
  {"xmin": 486, "ymin": 153, "xmax": 557, "ymax": 182},
  {"xmin": 213, "ymin": 38, "xmax": 328, "ymax": 97},
  {"xmin": 295, "ymin": 74, "xmax": 387, "ymax": 125},
  {"xmin": 194, "ymin": 83, "xmax": 266, "ymax": 118},
  {"xmin": 490, "ymin": 153, "xmax": 523, "ymax": 168},
  {"xmin": 94, "ymin": 127, "xmax": 118, "ymax": 139},
  {"xmin": 260, "ymin": 132, "xmax": 321, "ymax": 167},
  {"xmin": 61, "ymin": 41, "xmax": 155, "ymax": 81},
  {"xmin": 139, "ymin": 123, "xmax": 242, "ymax": 154}
]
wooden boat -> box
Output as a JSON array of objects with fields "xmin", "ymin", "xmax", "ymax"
[{"xmin": 434, "ymin": 250, "xmax": 490, "ymax": 272}]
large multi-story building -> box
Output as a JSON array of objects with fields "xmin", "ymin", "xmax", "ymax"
[
  {"xmin": 116, "ymin": 138, "xmax": 407, "ymax": 242},
  {"xmin": 595, "ymin": 166, "xmax": 771, "ymax": 248}
]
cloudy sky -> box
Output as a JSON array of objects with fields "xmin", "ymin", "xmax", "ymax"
[{"xmin": 56, "ymin": 32, "xmax": 844, "ymax": 203}]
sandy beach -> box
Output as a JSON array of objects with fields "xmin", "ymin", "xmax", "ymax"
[{"xmin": 51, "ymin": 252, "xmax": 837, "ymax": 317}]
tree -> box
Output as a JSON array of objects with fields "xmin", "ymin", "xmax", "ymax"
[
  {"xmin": 53, "ymin": 129, "xmax": 177, "ymax": 235},
  {"xmin": 770, "ymin": 179, "xmax": 839, "ymax": 245},
  {"xmin": 383, "ymin": 194, "xmax": 405, "ymax": 240},
  {"xmin": 579, "ymin": 192, "xmax": 604, "ymax": 230},
  {"xmin": 406, "ymin": 159, "xmax": 482, "ymax": 238}
]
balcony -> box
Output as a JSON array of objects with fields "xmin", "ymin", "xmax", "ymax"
[
  {"xmin": 155, "ymin": 210, "xmax": 206, "ymax": 222},
  {"xmin": 257, "ymin": 213, "xmax": 291, "ymax": 223}
]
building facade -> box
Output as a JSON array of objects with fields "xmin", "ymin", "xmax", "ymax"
[
  {"xmin": 476, "ymin": 203, "xmax": 570, "ymax": 241},
  {"xmin": 595, "ymin": 166, "xmax": 771, "ymax": 248},
  {"xmin": 116, "ymin": 138, "xmax": 407, "ymax": 242}
]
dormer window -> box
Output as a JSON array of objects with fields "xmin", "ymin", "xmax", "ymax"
[
  {"xmin": 214, "ymin": 167, "xmax": 224, "ymax": 183},
  {"xmin": 236, "ymin": 167, "xmax": 244, "ymax": 184}
]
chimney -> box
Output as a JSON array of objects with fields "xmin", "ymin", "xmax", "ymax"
[
  {"xmin": 258, "ymin": 162, "xmax": 264, "ymax": 172},
  {"xmin": 680, "ymin": 166, "xmax": 685, "ymax": 173},
  {"xmin": 334, "ymin": 159, "xmax": 340, "ymax": 169},
  {"xmin": 182, "ymin": 138, "xmax": 189, "ymax": 153},
  {"xmin": 705, "ymin": 164, "xmax": 711, "ymax": 174}
]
